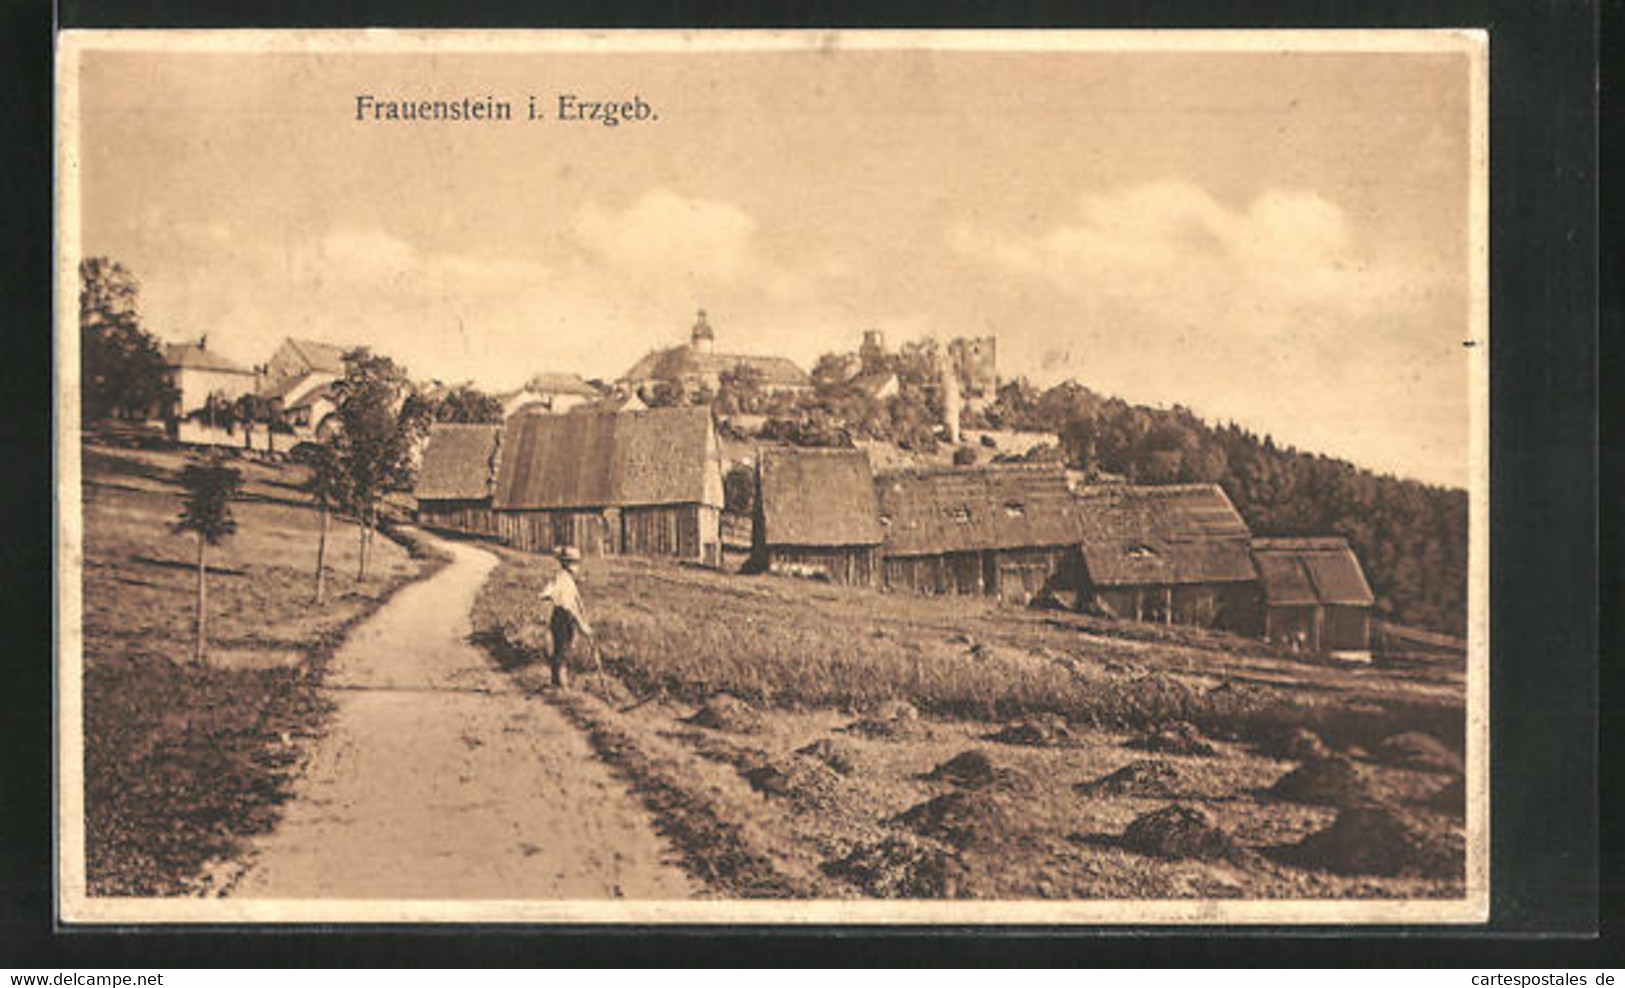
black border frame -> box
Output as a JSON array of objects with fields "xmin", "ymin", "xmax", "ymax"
[{"xmin": 4, "ymin": 0, "xmax": 1607, "ymax": 965}]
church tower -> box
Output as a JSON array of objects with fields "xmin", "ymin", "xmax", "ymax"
[{"xmin": 690, "ymin": 309, "xmax": 715, "ymax": 355}]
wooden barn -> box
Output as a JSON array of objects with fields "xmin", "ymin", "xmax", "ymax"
[
  {"xmin": 491, "ymin": 406, "xmax": 725, "ymax": 566},
  {"xmin": 1073, "ymin": 484, "xmax": 1260, "ymax": 631},
  {"xmin": 751, "ymin": 448, "xmax": 884, "ymax": 586},
  {"xmin": 872, "ymin": 463, "xmax": 1082, "ymax": 604},
  {"xmin": 1250, "ymin": 536, "xmax": 1376, "ymax": 654},
  {"xmin": 413, "ymin": 423, "xmax": 502, "ymax": 537}
]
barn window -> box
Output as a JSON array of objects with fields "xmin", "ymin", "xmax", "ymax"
[
  {"xmin": 1127, "ymin": 543, "xmax": 1158, "ymax": 559},
  {"xmin": 948, "ymin": 507, "xmax": 971, "ymax": 524},
  {"xmin": 1004, "ymin": 501, "xmax": 1025, "ymax": 517}
]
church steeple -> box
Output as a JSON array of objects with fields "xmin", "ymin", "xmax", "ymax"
[{"xmin": 690, "ymin": 308, "xmax": 715, "ymax": 354}]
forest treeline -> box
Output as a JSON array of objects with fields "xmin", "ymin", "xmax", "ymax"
[{"xmin": 966, "ymin": 378, "xmax": 1467, "ymax": 636}]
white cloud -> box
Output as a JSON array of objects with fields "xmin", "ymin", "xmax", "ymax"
[
  {"xmin": 949, "ymin": 181, "xmax": 1466, "ymax": 485},
  {"xmin": 573, "ymin": 188, "xmax": 760, "ymax": 285},
  {"xmin": 954, "ymin": 181, "xmax": 1429, "ymax": 339}
]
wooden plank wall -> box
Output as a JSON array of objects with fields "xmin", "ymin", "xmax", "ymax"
[
  {"xmin": 418, "ymin": 500, "xmax": 498, "ymax": 537},
  {"xmin": 767, "ymin": 545, "xmax": 879, "ymax": 587},
  {"xmin": 492, "ymin": 504, "xmax": 721, "ymax": 565}
]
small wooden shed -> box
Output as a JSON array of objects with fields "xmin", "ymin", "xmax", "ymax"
[
  {"xmin": 491, "ymin": 406, "xmax": 724, "ymax": 566},
  {"xmin": 1073, "ymin": 484, "xmax": 1260, "ymax": 631},
  {"xmin": 1250, "ymin": 536, "xmax": 1376, "ymax": 653},
  {"xmin": 413, "ymin": 422, "xmax": 502, "ymax": 536},
  {"xmin": 873, "ymin": 463, "xmax": 1081, "ymax": 604},
  {"xmin": 751, "ymin": 448, "xmax": 884, "ymax": 585}
]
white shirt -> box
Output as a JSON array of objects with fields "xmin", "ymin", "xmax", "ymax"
[{"xmin": 540, "ymin": 568, "xmax": 592, "ymax": 635}]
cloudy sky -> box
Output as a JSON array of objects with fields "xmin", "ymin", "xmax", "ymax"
[{"xmin": 70, "ymin": 34, "xmax": 1480, "ymax": 487}]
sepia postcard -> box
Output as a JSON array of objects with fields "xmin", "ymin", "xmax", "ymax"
[{"xmin": 56, "ymin": 29, "xmax": 1489, "ymax": 925}]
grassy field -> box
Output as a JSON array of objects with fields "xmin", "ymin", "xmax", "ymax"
[
  {"xmin": 473, "ymin": 549, "xmax": 1468, "ymax": 901},
  {"xmin": 79, "ymin": 438, "xmax": 439, "ymax": 895}
]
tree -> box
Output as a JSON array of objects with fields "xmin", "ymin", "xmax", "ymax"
[
  {"xmin": 173, "ymin": 458, "xmax": 243, "ymax": 665},
  {"xmin": 79, "ymin": 258, "xmax": 174, "ymax": 421},
  {"xmin": 293, "ymin": 441, "xmax": 349, "ymax": 603},
  {"xmin": 644, "ymin": 381, "xmax": 685, "ymax": 408},
  {"xmin": 717, "ymin": 362, "xmax": 765, "ymax": 414},
  {"xmin": 329, "ymin": 349, "xmax": 429, "ymax": 581},
  {"xmin": 233, "ymin": 392, "xmax": 287, "ymax": 453},
  {"xmin": 810, "ymin": 352, "xmax": 857, "ymax": 390},
  {"xmin": 433, "ymin": 383, "xmax": 504, "ymax": 423},
  {"xmin": 723, "ymin": 463, "xmax": 756, "ymax": 515}
]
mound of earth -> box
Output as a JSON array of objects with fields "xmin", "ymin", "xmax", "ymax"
[
  {"xmin": 1120, "ymin": 804, "xmax": 1238, "ymax": 862},
  {"xmin": 1288, "ymin": 805, "xmax": 1464, "ymax": 879},
  {"xmin": 1268, "ymin": 757, "xmax": 1380, "ymax": 809},
  {"xmin": 1372, "ymin": 732, "xmax": 1464, "ymax": 774},
  {"xmin": 844, "ymin": 700, "xmax": 931, "ymax": 740},
  {"xmin": 685, "ymin": 693, "xmax": 765, "ymax": 734},
  {"xmin": 890, "ymin": 790, "xmax": 1015, "ymax": 849},
  {"xmin": 822, "ymin": 835, "xmax": 973, "ymax": 898},
  {"xmin": 742, "ymin": 757, "xmax": 844, "ymax": 812},
  {"xmin": 795, "ymin": 737, "xmax": 860, "ymax": 776},
  {"xmin": 923, "ymin": 749, "xmax": 1032, "ymax": 792},
  {"xmin": 1258, "ymin": 726, "xmax": 1333, "ymax": 762},
  {"xmin": 1424, "ymin": 776, "xmax": 1466, "ymax": 817},
  {"xmin": 1076, "ymin": 759, "xmax": 1184, "ymax": 798},
  {"xmin": 1129, "ymin": 721, "xmax": 1218, "ymax": 757},
  {"xmin": 984, "ymin": 713, "xmax": 1075, "ymax": 747}
]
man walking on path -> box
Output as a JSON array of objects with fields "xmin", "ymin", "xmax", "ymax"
[{"xmin": 540, "ymin": 546, "xmax": 592, "ymax": 688}]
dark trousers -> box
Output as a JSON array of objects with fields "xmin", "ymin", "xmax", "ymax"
[{"xmin": 549, "ymin": 608, "xmax": 576, "ymax": 686}]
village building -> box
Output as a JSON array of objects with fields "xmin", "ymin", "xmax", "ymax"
[
  {"xmin": 751, "ymin": 448, "xmax": 885, "ymax": 586},
  {"xmin": 258, "ymin": 337, "xmax": 356, "ymax": 437},
  {"xmin": 280, "ymin": 382, "xmax": 341, "ymax": 440},
  {"xmin": 1250, "ymin": 536, "xmax": 1376, "ymax": 654},
  {"xmin": 947, "ymin": 336, "xmax": 998, "ymax": 413},
  {"xmin": 872, "ymin": 463, "xmax": 1082, "ymax": 604},
  {"xmin": 620, "ymin": 310, "xmax": 812, "ymax": 400},
  {"xmin": 1073, "ymin": 483, "xmax": 1260, "ymax": 631},
  {"xmin": 571, "ymin": 387, "xmax": 649, "ymax": 415},
  {"xmin": 261, "ymin": 337, "xmax": 351, "ymax": 394},
  {"xmin": 413, "ymin": 423, "xmax": 503, "ymax": 536},
  {"xmin": 847, "ymin": 370, "xmax": 900, "ymax": 401},
  {"xmin": 161, "ymin": 337, "xmax": 258, "ymax": 418},
  {"xmin": 490, "ymin": 406, "xmax": 725, "ymax": 565},
  {"xmin": 498, "ymin": 372, "xmax": 603, "ymax": 418}
]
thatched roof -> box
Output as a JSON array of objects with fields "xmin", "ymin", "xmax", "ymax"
[
  {"xmin": 757, "ymin": 449, "xmax": 883, "ymax": 547},
  {"xmin": 873, "ymin": 464, "xmax": 1078, "ymax": 555},
  {"xmin": 492, "ymin": 406, "xmax": 721, "ymax": 510},
  {"xmin": 1252, "ymin": 536, "xmax": 1375, "ymax": 607},
  {"xmin": 1074, "ymin": 484, "xmax": 1257, "ymax": 587},
  {"xmin": 414, "ymin": 423, "xmax": 502, "ymax": 501}
]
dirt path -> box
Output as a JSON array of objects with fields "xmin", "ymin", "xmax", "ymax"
[{"xmin": 231, "ymin": 534, "xmax": 696, "ymax": 900}]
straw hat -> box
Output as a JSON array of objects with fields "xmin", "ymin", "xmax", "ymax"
[{"xmin": 556, "ymin": 546, "xmax": 583, "ymax": 565}]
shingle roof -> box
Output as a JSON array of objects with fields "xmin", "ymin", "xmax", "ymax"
[
  {"xmin": 621, "ymin": 346, "xmax": 811, "ymax": 389},
  {"xmin": 492, "ymin": 406, "xmax": 721, "ymax": 510},
  {"xmin": 521, "ymin": 373, "xmax": 601, "ymax": 398},
  {"xmin": 1251, "ymin": 536, "xmax": 1375, "ymax": 607},
  {"xmin": 415, "ymin": 424, "xmax": 502, "ymax": 501},
  {"xmin": 1074, "ymin": 484, "xmax": 1257, "ymax": 586},
  {"xmin": 164, "ymin": 343, "xmax": 254, "ymax": 375},
  {"xmin": 873, "ymin": 464, "xmax": 1078, "ymax": 555},
  {"xmin": 285, "ymin": 338, "xmax": 352, "ymax": 376},
  {"xmin": 757, "ymin": 449, "xmax": 884, "ymax": 547}
]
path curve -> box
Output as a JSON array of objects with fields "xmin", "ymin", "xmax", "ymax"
[{"xmin": 231, "ymin": 534, "xmax": 695, "ymax": 900}]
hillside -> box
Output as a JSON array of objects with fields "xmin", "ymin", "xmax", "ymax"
[{"xmin": 704, "ymin": 369, "xmax": 1469, "ymax": 637}]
